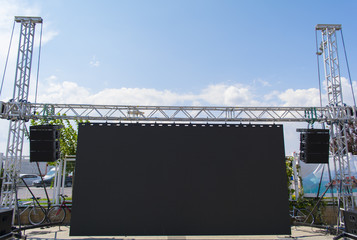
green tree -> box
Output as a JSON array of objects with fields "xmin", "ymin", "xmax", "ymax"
[
  {"xmin": 286, "ymin": 156, "xmax": 327, "ymax": 224},
  {"xmin": 286, "ymin": 156, "xmax": 297, "ymax": 200}
]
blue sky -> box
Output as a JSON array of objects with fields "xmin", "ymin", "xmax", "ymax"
[
  {"xmin": 35, "ymin": 0, "xmax": 356, "ymax": 92},
  {"xmin": 0, "ymin": 0, "xmax": 357, "ymax": 155}
]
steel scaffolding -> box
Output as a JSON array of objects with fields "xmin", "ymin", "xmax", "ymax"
[
  {"xmin": 316, "ymin": 24, "xmax": 354, "ymax": 211},
  {"xmin": 0, "ymin": 17, "xmax": 42, "ymax": 208}
]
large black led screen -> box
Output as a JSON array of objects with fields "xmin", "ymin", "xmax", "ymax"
[{"xmin": 70, "ymin": 123, "xmax": 290, "ymax": 236}]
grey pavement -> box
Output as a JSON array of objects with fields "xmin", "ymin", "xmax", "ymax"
[
  {"xmin": 19, "ymin": 226, "xmax": 335, "ymax": 240},
  {"xmin": 17, "ymin": 186, "xmax": 73, "ymax": 200}
]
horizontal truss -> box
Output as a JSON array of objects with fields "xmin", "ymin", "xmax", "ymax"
[{"xmin": 1, "ymin": 102, "xmax": 357, "ymax": 123}]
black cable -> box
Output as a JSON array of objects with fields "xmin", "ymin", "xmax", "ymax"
[
  {"xmin": 341, "ymin": 29, "xmax": 356, "ymax": 107},
  {"xmin": 303, "ymin": 181, "xmax": 333, "ymax": 225},
  {"xmin": 316, "ymin": 165, "xmax": 325, "ymax": 199},
  {"xmin": 14, "ymin": 179, "xmax": 22, "ymax": 237},
  {"xmin": 36, "ymin": 162, "xmax": 50, "ymax": 206},
  {"xmin": 336, "ymin": 180, "xmax": 343, "ymax": 230},
  {"xmin": 0, "ymin": 21, "xmax": 15, "ymax": 97},
  {"xmin": 327, "ymin": 162, "xmax": 336, "ymax": 209}
]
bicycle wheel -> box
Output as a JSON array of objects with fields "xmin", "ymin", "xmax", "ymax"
[
  {"xmin": 48, "ymin": 206, "xmax": 66, "ymax": 224},
  {"xmin": 295, "ymin": 208, "xmax": 314, "ymax": 225},
  {"xmin": 28, "ymin": 206, "xmax": 46, "ymax": 225}
]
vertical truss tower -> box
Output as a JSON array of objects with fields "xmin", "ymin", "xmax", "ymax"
[
  {"xmin": 316, "ymin": 24, "xmax": 354, "ymax": 210},
  {"xmin": 0, "ymin": 17, "xmax": 42, "ymax": 208}
]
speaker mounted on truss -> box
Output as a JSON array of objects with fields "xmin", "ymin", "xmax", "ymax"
[
  {"xmin": 297, "ymin": 129, "xmax": 329, "ymax": 164},
  {"xmin": 30, "ymin": 125, "xmax": 62, "ymax": 162}
]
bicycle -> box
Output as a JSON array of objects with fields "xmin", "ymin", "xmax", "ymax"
[
  {"xmin": 290, "ymin": 206, "xmax": 315, "ymax": 225},
  {"xmin": 47, "ymin": 194, "xmax": 71, "ymax": 224},
  {"xmin": 18, "ymin": 197, "xmax": 47, "ymax": 225},
  {"xmin": 19, "ymin": 194, "xmax": 71, "ymax": 225}
]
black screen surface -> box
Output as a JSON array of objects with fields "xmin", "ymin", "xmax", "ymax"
[{"xmin": 70, "ymin": 123, "xmax": 290, "ymax": 236}]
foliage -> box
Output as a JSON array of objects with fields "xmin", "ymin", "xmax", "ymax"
[
  {"xmin": 286, "ymin": 157, "xmax": 327, "ymax": 224},
  {"xmin": 292, "ymin": 197, "xmax": 327, "ymax": 224},
  {"xmin": 19, "ymin": 196, "xmax": 72, "ymax": 204},
  {"xmin": 286, "ymin": 156, "xmax": 303, "ymax": 200}
]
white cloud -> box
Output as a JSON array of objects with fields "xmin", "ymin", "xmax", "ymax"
[
  {"xmin": 89, "ymin": 56, "xmax": 100, "ymax": 67},
  {"xmin": 341, "ymin": 77, "xmax": 357, "ymax": 106},
  {"xmin": 41, "ymin": 28, "xmax": 59, "ymax": 45},
  {"xmin": 274, "ymin": 77, "xmax": 357, "ymax": 107},
  {"xmin": 46, "ymin": 75, "xmax": 58, "ymax": 82},
  {"xmin": 278, "ymin": 88, "xmax": 322, "ymax": 107},
  {"xmin": 264, "ymin": 90, "xmax": 279, "ymax": 101},
  {"xmin": 90, "ymin": 88, "xmax": 191, "ymax": 105},
  {"xmin": 36, "ymin": 80, "xmax": 91, "ymax": 104},
  {"xmin": 35, "ymin": 80, "xmax": 262, "ymax": 107},
  {"xmin": 257, "ymin": 79, "xmax": 271, "ymax": 87},
  {"xmin": 198, "ymin": 83, "xmax": 260, "ymax": 106},
  {"xmin": 36, "ymin": 78, "xmax": 357, "ymax": 109},
  {"xmin": 0, "ymin": 1, "xmax": 40, "ymax": 28}
]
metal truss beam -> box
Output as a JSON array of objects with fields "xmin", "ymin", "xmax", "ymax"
[{"xmin": 1, "ymin": 102, "xmax": 357, "ymax": 123}]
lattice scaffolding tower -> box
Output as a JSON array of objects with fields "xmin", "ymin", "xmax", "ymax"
[
  {"xmin": 316, "ymin": 24, "xmax": 354, "ymax": 210},
  {"xmin": 0, "ymin": 17, "xmax": 42, "ymax": 209}
]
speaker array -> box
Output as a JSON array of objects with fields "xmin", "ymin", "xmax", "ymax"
[
  {"xmin": 299, "ymin": 129, "xmax": 329, "ymax": 164},
  {"xmin": 30, "ymin": 125, "xmax": 62, "ymax": 162}
]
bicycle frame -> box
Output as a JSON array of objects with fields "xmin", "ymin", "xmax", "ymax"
[
  {"xmin": 52, "ymin": 195, "xmax": 71, "ymax": 216},
  {"xmin": 61, "ymin": 199, "xmax": 72, "ymax": 213}
]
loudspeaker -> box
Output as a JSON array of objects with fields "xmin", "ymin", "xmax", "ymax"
[
  {"xmin": 344, "ymin": 210, "xmax": 357, "ymax": 235},
  {"xmin": 0, "ymin": 209, "xmax": 12, "ymax": 237},
  {"xmin": 298, "ymin": 129, "xmax": 329, "ymax": 164},
  {"xmin": 30, "ymin": 125, "xmax": 62, "ymax": 162}
]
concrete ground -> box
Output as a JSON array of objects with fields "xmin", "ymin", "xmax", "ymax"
[
  {"xmin": 17, "ymin": 186, "xmax": 73, "ymax": 200},
  {"xmin": 17, "ymin": 226, "xmax": 336, "ymax": 240}
]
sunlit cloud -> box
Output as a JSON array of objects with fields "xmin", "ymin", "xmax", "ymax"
[
  {"xmin": 89, "ymin": 56, "xmax": 100, "ymax": 67},
  {"xmin": 36, "ymin": 77, "xmax": 357, "ymax": 108},
  {"xmin": 41, "ymin": 28, "xmax": 59, "ymax": 45},
  {"xmin": 278, "ymin": 88, "xmax": 322, "ymax": 107},
  {"xmin": 257, "ymin": 79, "xmax": 271, "ymax": 87},
  {"xmin": 35, "ymin": 80, "xmax": 262, "ymax": 107}
]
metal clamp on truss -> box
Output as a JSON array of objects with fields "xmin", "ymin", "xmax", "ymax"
[
  {"xmin": 0, "ymin": 101, "xmax": 5, "ymax": 116},
  {"xmin": 304, "ymin": 107, "xmax": 318, "ymax": 126}
]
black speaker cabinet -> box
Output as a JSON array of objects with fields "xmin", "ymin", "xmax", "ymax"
[
  {"xmin": 297, "ymin": 129, "xmax": 329, "ymax": 164},
  {"xmin": 0, "ymin": 209, "xmax": 13, "ymax": 237},
  {"xmin": 344, "ymin": 210, "xmax": 357, "ymax": 235},
  {"xmin": 30, "ymin": 125, "xmax": 62, "ymax": 162}
]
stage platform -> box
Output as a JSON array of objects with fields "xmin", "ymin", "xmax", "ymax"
[{"xmin": 18, "ymin": 225, "xmax": 335, "ymax": 240}]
